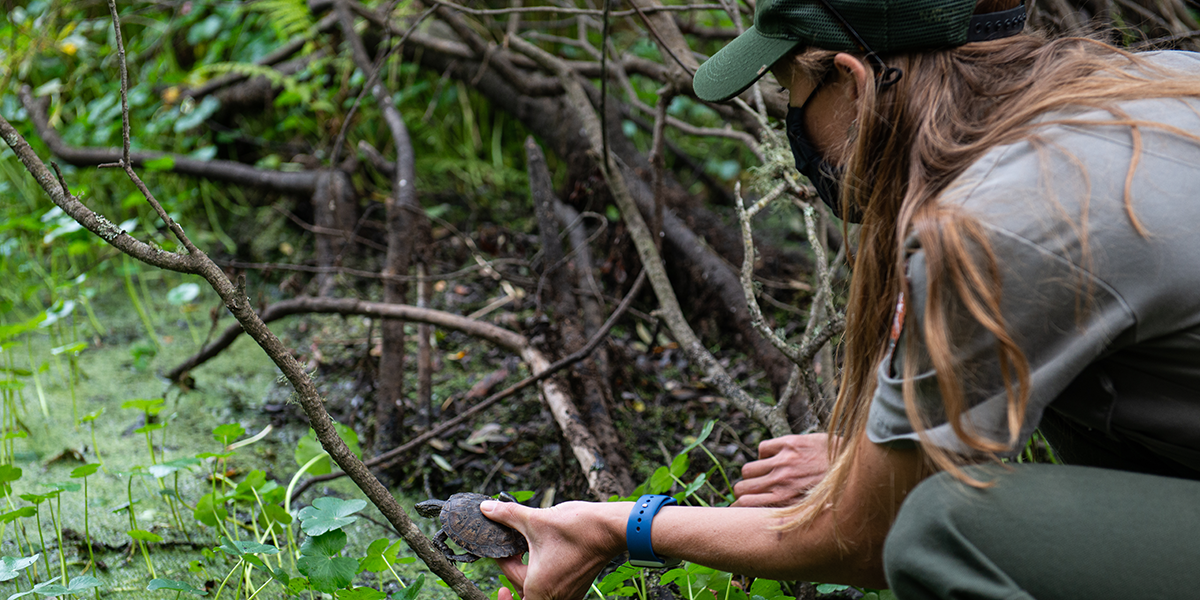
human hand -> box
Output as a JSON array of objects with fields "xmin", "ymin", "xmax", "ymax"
[
  {"xmin": 481, "ymin": 499, "xmax": 628, "ymax": 600},
  {"xmin": 732, "ymin": 433, "xmax": 830, "ymax": 507}
]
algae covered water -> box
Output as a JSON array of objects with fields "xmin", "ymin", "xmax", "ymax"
[{"xmin": 0, "ymin": 283, "xmax": 489, "ymax": 599}]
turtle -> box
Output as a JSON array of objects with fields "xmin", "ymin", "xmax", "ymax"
[{"xmin": 414, "ymin": 492, "xmax": 529, "ymax": 562}]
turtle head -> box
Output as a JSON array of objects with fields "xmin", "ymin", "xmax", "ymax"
[{"xmin": 414, "ymin": 499, "xmax": 445, "ymax": 519}]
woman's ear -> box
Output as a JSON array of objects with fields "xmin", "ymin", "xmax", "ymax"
[{"xmin": 833, "ymin": 53, "xmax": 869, "ymax": 101}]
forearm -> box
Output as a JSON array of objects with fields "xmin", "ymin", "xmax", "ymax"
[
  {"xmin": 591, "ymin": 440, "xmax": 924, "ymax": 587},
  {"xmin": 483, "ymin": 437, "xmax": 924, "ymax": 599}
]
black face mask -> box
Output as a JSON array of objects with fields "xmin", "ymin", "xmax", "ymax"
[{"xmin": 785, "ymin": 103, "xmax": 862, "ymax": 223}]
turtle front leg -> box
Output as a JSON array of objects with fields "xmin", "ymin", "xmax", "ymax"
[
  {"xmin": 433, "ymin": 530, "xmax": 458, "ymax": 561},
  {"xmin": 434, "ymin": 530, "xmax": 482, "ymax": 563}
]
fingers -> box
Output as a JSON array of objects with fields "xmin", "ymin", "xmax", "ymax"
[
  {"xmin": 495, "ymin": 556, "xmax": 528, "ymax": 594},
  {"xmin": 732, "ymin": 433, "xmax": 831, "ymax": 507},
  {"xmin": 754, "ymin": 435, "xmax": 791, "ymax": 460},
  {"xmin": 499, "ymin": 588, "xmax": 515, "ymax": 600},
  {"xmin": 481, "ymin": 499, "xmax": 532, "ymax": 534}
]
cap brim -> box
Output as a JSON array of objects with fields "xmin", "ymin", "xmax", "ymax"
[{"xmin": 693, "ymin": 26, "xmax": 801, "ymax": 103}]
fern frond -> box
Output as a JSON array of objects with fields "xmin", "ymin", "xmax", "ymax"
[{"xmin": 249, "ymin": 0, "xmax": 317, "ymax": 41}]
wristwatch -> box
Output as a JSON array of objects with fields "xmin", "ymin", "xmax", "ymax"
[{"xmin": 626, "ymin": 494, "xmax": 682, "ymax": 568}]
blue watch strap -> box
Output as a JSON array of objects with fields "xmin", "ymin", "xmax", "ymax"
[{"xmin": 626, "ymin": 495, "xmax": 680, "ymax": 568}]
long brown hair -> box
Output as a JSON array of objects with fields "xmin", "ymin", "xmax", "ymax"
[{"xmin": 782, "ymin": 0, "xmax": 1200, "ymax": 532}]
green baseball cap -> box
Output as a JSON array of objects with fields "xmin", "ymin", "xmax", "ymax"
[{"xmin": 693, "ymin": 0, "xmax": 1026, "ymax": 102}]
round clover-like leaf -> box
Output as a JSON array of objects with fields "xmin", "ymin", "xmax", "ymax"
[
  {"xmin": 339, "ymin": 587, "xmax": 386, "ymax": 600},
  {"xmin": 299, "ymin": 529, "xmax": 348, "ymax": 558},
  {"xmin": 212, "ymin": 423, "xmax": 245, "ymax": 446},
  {"xmin": 297, "ymin": 554, "xmax": 357, "ymax": 594},
  {"xmin": 193, "ymin": 492, "xmax": 228, "ymax": 528},
  {"xmin": 0, "ymin": 555, "xmax": 39, "ymax": 582},
  {"xmin": 121, "ymin": 398, "xmax": 165, "ymax": 416},
  {"xmin": 30, "ymin": 575, "xmax": 102, "ymax": 597},
  {"xmin": 69, "ymin": 464, "xmax": 99, "ymax": 478},
  {"xmin": 148, "ymin": 578, "xmax": 207, "ymax": 596},
  {"xmin": 128, "ymin": 529, "xmax": 164, "ymax": 543},
  {"xmin": 293, "ymin": 424, "xmax": 360, "ymax": 475},
  {"xmin": 0, "ymin": 507, "xmax": 37, "ymax": 523},
  {"xmin": 297, "ymin": 530, "xmax": 355, "ymax": 594},
  {"xmin": 297, "ymin": 497, "xmax": 367, "ymax": 536},
  {"xmin": 218, "ymin": 537, "xmax": 280, "ymax": 557},
  {"xmin": 0, "ymin": 465, "xmax": 22, "ymax": 484}
]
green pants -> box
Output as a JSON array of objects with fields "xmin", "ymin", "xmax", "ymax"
[{"xmin": 884, "ymin": 415, "xmax": 1200, "ymax": 599}]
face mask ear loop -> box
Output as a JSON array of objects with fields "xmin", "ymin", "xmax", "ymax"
[{"xmin": 811, "ymin": 0, "xmax": 904, "ymax": 91}]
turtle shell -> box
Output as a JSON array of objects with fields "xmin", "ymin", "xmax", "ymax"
[{"xmin": 440, "ymin": 492, "xmax": 529, "ymax": 558}]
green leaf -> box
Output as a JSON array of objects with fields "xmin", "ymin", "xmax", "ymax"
[
  {"xmin": 70, "ymin": 463, "xmax": 100, "ymax": 478},
  {"xmin": 680, "ymin": 420, "xmax": 716, "ymax": 455},
  {"xmin": 505, "ymin": 490, "xmax": 535, "ymax": 502},
  {"xmin": 45, "ymin": 481, "xmax": 80, "ymax": 493},
  {"xmin": 300, "ymin": 529, "xmax": 347, "ymax": 557},
  {"xmin": 128, "ymin": 529, "xmax": 164, "ymax": 543},
  {"xmin": 669, "ymin": 452, "xmax": 690, "ymax": 478},
  {"xmin": 230, "ymin": 470, "xmax": 267, "ymax": 502},
  {"xmin": 397, "ymin": 574, "xmax": 425, "ymax": 600},
  {"xmin": 19, "ymin": 491, "xmax": 57, "ymax": 504},
  {"xmin": 147, "ymin": 578, "xmax": 207, "ymax": 596},
  {"xmin": 0, "ymin": 554, "xmax": 39, "ymax": 582},
  {"xmin": 270, "ymin": 567, "xmax": 291, "ymax": 585},
  {"xmin": 134, "ymin": 423, "xmax": 166, "ymax": 435},
  {"xmin": 358, "ymin": 538, "xmax": 403, "ymax": 573},
  {"xmin": 217, "ymin": 537, "xmax": 279, "ymax": 557},
  {"xmin": 297, "ymin": 497, "xmax": 367, "ymax": 536},
  {"xmin": 32, "ymin": 575, "xmax": 102, "ymax": 597},
  {"xmin": 258, "ymin": 504, "xmax": 293, "ymax": 534},
  {"xmin": 193, "ymin": 492, "xmax": 228, "ymax": 528},
  {"xmin": 598, "ymin": 564, "xmax": 639, "ymax": 594},
  {"xmin": 647, "ymin": 466, "xmax": 673, "ymax": 495},
  {"xmin": 121, "ymin": 397, "xmax": 166, "ymax": 415},
  {"xmin": 50, "ymin": 341, "xmax": 87, "ymax": 356},
  {"xmin": 0, "ymin": 507, "xmax": 37, "ymax": 523},
  {"xmin": 285, "ymin": 576, "xmax": 310, "ymax": 595},
  {"xmin": 212, "ymin": 423, "xmax": 245, "ymax": 446},
  {"xmin": 660, "ymin": 567, "xmax": 687, "ymax": 585},
  {"xmin": 142, "ymin": 156, "xmax": 176, "ymax": 171},
  {"xmin": 297, "ymin": 531, "xmax": 357, "ymax": 593},
  {"xmin": 748, "ymin": 578, "xmax": 785, "ymax": 600},
  {"xmin": 0, "ymin": 465, "xmax": 22, "ymax": 483},
  {"xmin": 79, "ymin": 407, "xmax": 105, "ymax": 423},
  {"xmin": 293, "ymin": 424, "xmax": 360, "ymax": 474},
  {"xmin": 814, "ymin": 583, "xmax": 850, "ymax": 594},
  {"xmin": 242, "ymin": 554, "xmax": 270, "ymax": 572},
  {"xmin": 682, "ymin": 473, "xmax": 707, "ymax": 498},
  {"xmin": 339, "ymin": 588, "xmax": 386, "ymax": 600}
]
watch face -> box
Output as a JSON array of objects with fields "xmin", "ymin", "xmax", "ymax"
[
  {"xmin": 628, "ymin": 557, "xmax": 682, "ymax": 569},
  {"xmin": 628, "ymin": 559, "xmax": 666, "ymax": 568}
]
